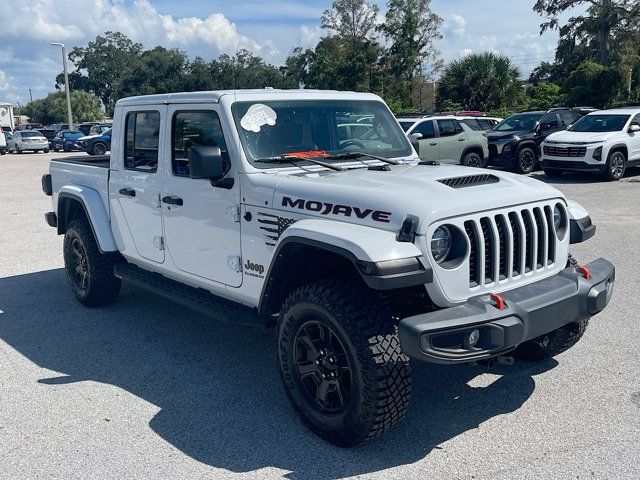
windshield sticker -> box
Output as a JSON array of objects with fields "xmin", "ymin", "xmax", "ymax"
[{"xmin": 240, "ymin": 104, "xmax": 277, "ymax": 132}]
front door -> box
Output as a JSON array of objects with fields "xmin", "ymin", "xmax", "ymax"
[
  {"xmin": 162, "ymin": 105, "xmax": 242, "ymax": 287},
  {"xmin": 413, "ymin": 120, "xmax": 439, "ymax": 161},
  {"xmin": 110, "ymin": 108, "xmax": 165, "ymax": 263},
  {"xmin": 629, "ymin": 113, "xmax": 640, "ymax": 162},
  {"xmin": 437, "ymin": 119, "xmax": 466, "ymax": 164}
]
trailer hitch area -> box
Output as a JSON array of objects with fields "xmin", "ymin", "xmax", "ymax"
[{"xmin": 469, "ymin": 355, "xmax": 515, "ymax": 368}]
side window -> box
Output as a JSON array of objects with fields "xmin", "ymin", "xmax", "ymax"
[
  {"xmin": 414, "ymin": 120, "xmax": 436, "ymax": 138},
  {"xmin": 478, "ymin": 119, "xmax": 493, "ymax": 130},
  {"xmin": 172, "ymin": 111, "xmax": 227, "ymax": 176},
  {"xmin": 461, "ymin": 119, "xmax": 482, "ymax": 131},
  {"xmin": 559, "ymin": 112, "xmax": 577, "ymax": 127},
  {"xmin": 540, "ymin": 114, "xmax": 559, "ymax": 129},
  {"xmin": 124, "ymin": 111, "xmax": 160, "ymax": 172},
  {"xmin": 631, "ymin": 114, "xmax": 640, "ymax": 125},
  {"xmin": 437, "ymin": 119, "xmax": 459, "ymax": 137}
]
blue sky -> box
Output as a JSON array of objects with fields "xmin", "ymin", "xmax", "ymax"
[{"xmin": 0, "ymin": 0, "xmax": 582, "ymax": 106}]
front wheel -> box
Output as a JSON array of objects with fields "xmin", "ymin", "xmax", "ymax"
[
  {"xmin": 43, "ymin": 148, "xmax": 49, "ymax": 153},
  {"xmin": 277, "ymin": 280, "xmax": 412, "ymax": 447},
  {"xmin": 92, "ymin": 143, "xmax": 107, "ymax": 156},
  {"xmin": 513, "ymin": 319, "xmax": 589, "ymax": 361},
  {"xmin": 462, "ymin": 151, "xmax": 483, "ymax": 168},
  {"xmin": 514, "ymin": 147, "xmax": 536, "ymax": 174},
  {"xmin": 603, "ymin": 150, "xmax": 626, "ymax": 181},
  {"xmin": 63, "ymin": 218, "xmax": 121, "ymax": 307},
  {"xmin": 543, "ymin": 168, "xmax": 564, "ymax": 178}
]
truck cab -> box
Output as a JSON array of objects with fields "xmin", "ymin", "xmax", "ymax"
[{"xmin": 42, "ymin": 90, "xmax": 615, "ymax": 447}]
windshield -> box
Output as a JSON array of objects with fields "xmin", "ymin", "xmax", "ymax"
[
  {"xmin": 494, "ymin": 113, "xmax": 544, "ymax": 132},
  {"xmin": 21, "ymin": 131, "xmax": 43, "ymax": 137},
  {"xmin": 232, "ymin": 100, "xmax": 413, "ymax": 168},
  {"xmin": 568, "ymin": 114, "xmax": 630, "ymax": 132}
]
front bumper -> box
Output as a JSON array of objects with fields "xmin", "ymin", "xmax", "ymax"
[
  {"xmin": 541, "ymin": 159, "xmax": 606, "ymax": 173},
  {"xmin": 488, "ymin": 140, "xmax": 515, "ymax": 164},
  {"xmin": 398, "ymin": 258, "xmax": 615, "ymax": 364}
]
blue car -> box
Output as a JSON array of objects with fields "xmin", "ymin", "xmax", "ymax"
[
  {"xmin": 52, "ymin": 130, "xmax": 84, "ymax": 152},
  {"xmin": 77, "ymin": 128, "xmax": 111, "ymax": 156}
]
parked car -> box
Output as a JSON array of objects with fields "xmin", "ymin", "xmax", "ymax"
[
  {"xmin": 77, "ymin": 128, "xmax": 111, "ymax": 155},
  {"xmin": 51, "ymin": 130, "xmax": 84, "ymax": 152},
  {"xmin": 8, "ymin": 130, "xmax": 49, "ymax": 153},
  {"xmin": 540, "ymin": 107, "xmax": 640, "ymax": 181},
  {"xmin": 485, "ymin": 108, "xmax": 586, "ymax": 174},
  {"xmin": 405, "ymin": 116, "xmax": 489, "ymax": 167},
  {"xmin": 38, "ymin": 128, "xmax": 57, "ymax": 148},
  {"xmin": 41, "ymin": 89, "xmax": 615, "ymax": 447},
  {"xmin": 0, "ymin": 130, "xmax": 7, "ymax": 155}
]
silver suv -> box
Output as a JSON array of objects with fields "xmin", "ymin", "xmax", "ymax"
[{"xmin": 402, "ymin": 116, "xmax": 490, "ymax": 167}]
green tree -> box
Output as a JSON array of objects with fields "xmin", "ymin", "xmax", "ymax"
[
  {"xmin": 378, "ymin": 0, "xmax": 443, "ymax": 109},
  {"xmin": 561, "ymin": 60, "xmax": 623, "ymax": 107},
  {"xmin": 58, "ymin": 32, "xmax": 143, "ymax": 115},
  {"xmin": 527, "ymin": 82, "xmax": 564, "ymax": 110},
  {"xmin": 437, "ymin": 53, "xmax": 524, "ymax": 111},
  {"xmin": 23, "ymin": 91, "xmax": 104, "ymax": 125},
  {"xmin": 534, "ymin": 0, "xmax": 640, "ymax": 66}
]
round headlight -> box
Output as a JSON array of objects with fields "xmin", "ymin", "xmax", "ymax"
[
  {"xmin": 431, "ymin": 226, "xmax": 452, "ymax": 263},
  {"xmin": 553, "ymin": 205, "xmax": 562, "ymax": 231}
]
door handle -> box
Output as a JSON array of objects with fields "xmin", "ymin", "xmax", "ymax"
[
  {"xmin": 458, "ymin": 137, "xmax": 466, "ymax": 141},
  {"xmin": 162, "ymin": 195, "xmax": 183, "ymax": 206},
  {"xmin": 429, "ymin": 142, "xmax": 438, "ymax": 146},
  {"xmin": 119, "ymin": 188, "xmax": 136, "ymax": 197}
]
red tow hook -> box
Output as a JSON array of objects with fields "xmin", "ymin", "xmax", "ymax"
[
  {"xmin": 577, "ymin": 265, "xmax": 591, "ymax": 280},
  {"xmin": 490, "ymin": 293, "xmax": 506, "ymax": 310}
]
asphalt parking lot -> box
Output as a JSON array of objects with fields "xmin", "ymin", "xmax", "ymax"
[{"xmin": 1, "ymin": 150, "xmax": 639, "ymax": 480}]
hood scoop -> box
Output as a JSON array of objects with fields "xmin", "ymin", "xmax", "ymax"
[{"xmin": 438, "ymin": 174, "xmax": 500, "ymax": 189}]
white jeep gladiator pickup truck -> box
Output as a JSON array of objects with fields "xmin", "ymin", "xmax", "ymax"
[{"xmin": 42, "ymin": 89, "xmax": 615, "ymax": 447}]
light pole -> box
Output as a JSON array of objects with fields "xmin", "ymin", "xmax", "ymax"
[{"xmin": 51, "ymin": 42, "xmax": 73, "ymax": 130}]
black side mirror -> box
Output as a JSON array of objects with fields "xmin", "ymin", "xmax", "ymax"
[{"xmin": 188, "ymin": 145, "xmax": 229, "ymax": 181}]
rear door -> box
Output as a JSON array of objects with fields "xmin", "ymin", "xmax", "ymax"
[
  {"xmin": 412, "ymin": 120, "xmax": 439, "ymax": 160},
  {"xmin": 436, "ymin": 119, "xmax": 466, "ymax": 164},
  {"xmin": 110, "ymin": 108, "xmax": 165, "ymax": 263}
]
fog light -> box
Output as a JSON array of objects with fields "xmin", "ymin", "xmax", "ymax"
[
  {"xmin": 465, "ymin": 328, "xmax": 480, "ymax": 348},
  {"xmin": 593, "ymin": 146, "xmax": 603, "ymax": 161}
]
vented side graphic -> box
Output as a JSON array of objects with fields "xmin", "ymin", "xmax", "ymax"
[{"xmin": 258, "ymin": 213, "xmax": 296, "ymax": 247}]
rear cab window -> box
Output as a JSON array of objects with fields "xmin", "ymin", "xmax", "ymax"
[{"xmin": 124, "ymin": 111, "xmax": 161, "ymax": 172}]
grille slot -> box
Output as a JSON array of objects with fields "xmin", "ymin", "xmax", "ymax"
[
  {"xmin": 438, "ymin": 174, "xmax": 500, "ymax": 189},
  {"xmin": 543, "ymin": 146, "xmax": 587, "ymax": 157},
  {"xmin": 460, "ymin": 205, "xmax": 560, "ymax": 289}
]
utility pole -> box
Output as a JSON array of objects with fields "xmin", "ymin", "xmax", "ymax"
[
  {"xmin": 29, "ymin": 89, "xmax": 33, "ymax": 102},
  {"xmin": 51, "ymin": 43, "xmax": 73, "ymax": 129}
]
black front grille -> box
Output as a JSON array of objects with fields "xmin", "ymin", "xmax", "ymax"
[
  {"xmin": 438, "ymin": 174, "xmax": 500, "ymax": 189},
  {"xmin": 479, "ymin": 218, "xmax": 494, "ymax": 283},
  {"xmin": 465, "ymin": 221, "xmax": 480, "ymax": 287},
  {"xmin": 543, "ymin": 146, "xmax": 587, "ymax": 157}
]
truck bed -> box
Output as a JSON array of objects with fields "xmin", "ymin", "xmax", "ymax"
[{"xmin": 51, "ymin": 155, "xmax": 110, "ymax": 168}]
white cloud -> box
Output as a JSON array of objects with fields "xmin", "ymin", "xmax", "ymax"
[
  {"xmin": 450, "ymin": 14, "xmax": 467, "ymax": 38},
  {"xmin": 0, "ymin": 70, "xmax": 10, "ymax": 91}
]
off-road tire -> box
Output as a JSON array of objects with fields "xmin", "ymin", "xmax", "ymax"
[
  {"xmin": 513, "ymin": 319, "xmax": 589, "ymax": 361},
  {"xmin": 603, "ymin": 150, "xmax": 626, "ymax": 181},
  {"xmin": 63, "ymin": 218, "xmax": 121, "ymax": 307},
  {"xmin": 543, "ymin": 168, "xmax": 563, "ymax": 178},
  {"xmin": 44, "ymin": 149, "xmax": 49, "ymax": 154},
  {"xmin": 514, "ymin": 146, "xmax": 536, "ymax": 174},
  {"xmin": 92, "ymin": 142, "xmax": 107, "ymax": 156},
  {"xmin": 462, "ymin": 151, "xmax": 483, "ymax": 168},
  {"xmin": 277, "ymin": 280, "xmax": 412, "ymax": 447}
]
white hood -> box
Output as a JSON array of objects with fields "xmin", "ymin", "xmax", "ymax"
[
  {"xmin": 545, "ymin": 130, "xmax": 620, "ymax": 144},
  {"xmin": 257, "ymin": 164, "xmax": 565, "ymax": 235}
]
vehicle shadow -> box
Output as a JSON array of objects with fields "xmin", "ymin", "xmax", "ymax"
[{"xmin": 0, "ymin": 269, "xmax": 557, "ymax": 479}]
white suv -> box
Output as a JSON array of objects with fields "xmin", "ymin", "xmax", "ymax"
[{"xmin": 541, "ymin": 108, "xmax": 640, "ymax": 180}]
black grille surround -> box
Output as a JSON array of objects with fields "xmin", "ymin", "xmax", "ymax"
[
  {"xmin": 438, "ymin": 174, "xmax": 500, "ymax": 189},
  {"xmin": 543, "ymin": 146, "xmax": 587, "ymax": 157}
]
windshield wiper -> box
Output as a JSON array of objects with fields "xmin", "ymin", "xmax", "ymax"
[
  {"xmin": 255, "ymin": 155, "xmax": 343, "ymax": 171},
  {"xmin": 324, "ymin": 151, "xmax": 400, "ymax": 165}
]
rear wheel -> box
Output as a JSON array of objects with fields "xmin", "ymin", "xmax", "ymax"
[
  {"xmin": 63, "ymin": 218, "xmax": 121, "ymax": 307},
  {"xmin": 514, "ymin": 147, "xmax": 536, "ymax": 174},
  {"xmin": 462, "ymin": 151, "xmax": 483, "ymax": 168},
  {"xmin": 277, "ymin": 280, "xmax": 411, "ymax": 447},
  {"xmin": 603, "ymin": 150, "xmax": 626, "ymax": 181},
  {"xmin": 43, "ymin": 148, "xmax": 49, "ymax": 153}
]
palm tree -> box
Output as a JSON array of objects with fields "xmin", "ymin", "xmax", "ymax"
[{"xmin": 437, "ymin": 52, "xmax": 523, "ymax": 111}]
